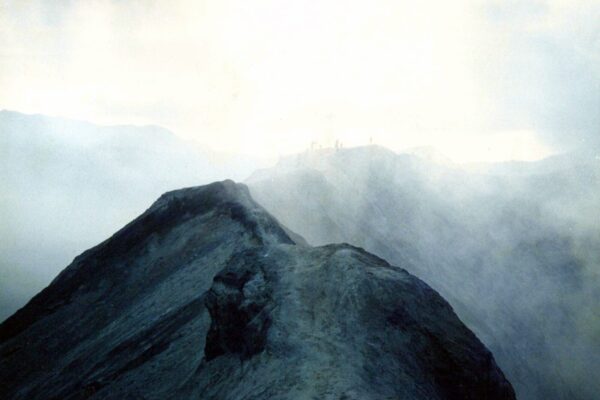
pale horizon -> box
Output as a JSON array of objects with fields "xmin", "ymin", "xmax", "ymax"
[{"xmin": 1, "ymin": 107, "xmax": 557, "ymax": 164}]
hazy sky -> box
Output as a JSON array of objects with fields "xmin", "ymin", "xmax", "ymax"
[{"xmin": 1, "ymin": 0, "xmax": 598, "ymax": 162}]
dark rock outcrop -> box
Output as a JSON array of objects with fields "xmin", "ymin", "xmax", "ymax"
[
  {"xmin": 0, "ymin": 180, "xmax": 515, "ymax": 399},
  {"xmin": 204, "ymin": 249, "xmax": 274, "ymax": 361}
]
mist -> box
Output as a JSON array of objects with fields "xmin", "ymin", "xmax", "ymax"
[
  {"xmin": 1, "ymin": 1, "xmax": 599, "ymax": 399},
  {"xmin": 247, "ymin": 146, "xmax": 600, "ymax": 399}
]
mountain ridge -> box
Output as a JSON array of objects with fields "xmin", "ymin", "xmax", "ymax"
[{"xmin": 0, "ymin": 180, "xmax": 515, "ymax": 400}]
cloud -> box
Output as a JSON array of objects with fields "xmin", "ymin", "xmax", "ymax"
[
  {"xmin": 473, "ymin": 0, "xmax": 600, "ymax": 148},
  {"xmin": 0, "ymin": 0, "xmax": 598, "ymax": 157}
]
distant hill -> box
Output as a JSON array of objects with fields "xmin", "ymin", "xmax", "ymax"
[{"xmin": 0, "ymin": 110, "xmax": 263, "ymax": 320}]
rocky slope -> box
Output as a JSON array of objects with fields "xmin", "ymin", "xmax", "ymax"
[
  {"xmin": 247, "ymin": 146, "xmax": 600, "ymax": 400},
  {"xmin": 0, "ymin": 180, "xmax": 515, "ymax": 400}
]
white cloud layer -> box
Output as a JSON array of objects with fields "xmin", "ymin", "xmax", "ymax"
[{"xmin": 1, "ymin": 0, "xmax": 598, "ymax": 161}]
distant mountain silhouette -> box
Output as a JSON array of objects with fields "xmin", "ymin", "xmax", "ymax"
[{"xmin": 0, "ymin": 110, "xmax": 264, "ymax": 320}]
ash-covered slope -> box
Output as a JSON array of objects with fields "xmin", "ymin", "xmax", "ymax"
[{"xmin": 0, "ymin": 180, "xmax": 514, "ymax": 400}]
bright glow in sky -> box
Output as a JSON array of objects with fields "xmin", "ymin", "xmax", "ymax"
[{"xmin": 1, "ymin": 0, "xmax": 598, "ymax": 162}]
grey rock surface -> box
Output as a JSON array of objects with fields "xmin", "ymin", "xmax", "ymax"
[{"xmin": 0, "ymin": 180, "xmax": 514, "ymax": 400}]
